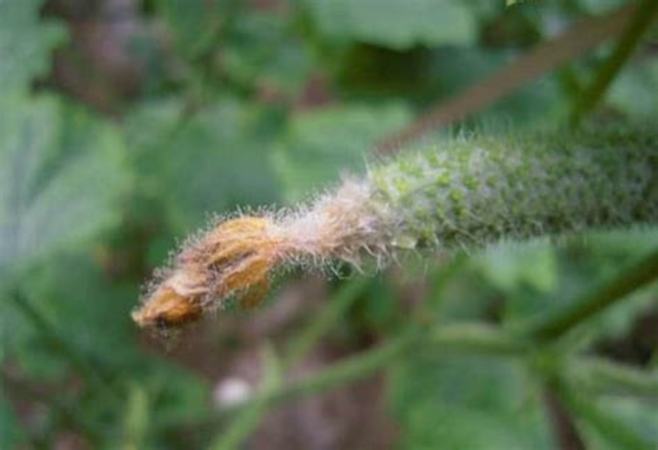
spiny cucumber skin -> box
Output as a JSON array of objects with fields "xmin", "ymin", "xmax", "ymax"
[{"xmin": 368, "ymin": 129, "xmax": 658, "ymax": 252}]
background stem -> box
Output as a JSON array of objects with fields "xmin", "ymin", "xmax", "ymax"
[
  {"xmin": 527, "ymin": 249, "xmax": 658, "ymax": 341},
  {"xmin": 551, "ymin": 375, "xmax": 653, "ymax": 450},
  {"xmin": 376, "ymin": 3, "xmax": 638, "ymax": 153},
  {"xmin": 570, "ymin": 0, "xmax": 658, "ymax": 126}
]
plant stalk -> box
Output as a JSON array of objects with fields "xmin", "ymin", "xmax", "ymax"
[
  {"xmin": 527, "ymin": 249, "xmax": 658, "ymax": 341},
  {"xmin": 571, "ymin": 0, "xmax": 658, "ymax": 126}
]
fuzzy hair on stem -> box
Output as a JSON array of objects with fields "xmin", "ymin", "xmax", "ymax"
[{"xmin": 132, "ymin": 125, "xmax": 658, "ymax": 330}]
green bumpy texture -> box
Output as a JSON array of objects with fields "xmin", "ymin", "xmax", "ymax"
[{"xmin": 369, "ymin": 127, "xmax": 658, "ymax": 251}]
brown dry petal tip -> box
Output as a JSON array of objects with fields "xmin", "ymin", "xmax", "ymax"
[
  {"xmin": 133, "ymin": 216, "xmax": 289, "ymax": 329},
  {"xmin": 131, "ymin": 285, "xmax": 203, "ymax": 329}
]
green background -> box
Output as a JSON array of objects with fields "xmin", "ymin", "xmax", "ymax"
[{"xmin": 1, "ymin": 0, "xmax": 657, "ymax": 449}]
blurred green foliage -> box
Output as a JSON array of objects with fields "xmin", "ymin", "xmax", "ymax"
[
  {"xmin": 1, "ymin": 0, "xmax": 657, "ymax": 449},
  {"xmin": 304, "ymin": 0, "xmax": 477, "ymax": 49}
]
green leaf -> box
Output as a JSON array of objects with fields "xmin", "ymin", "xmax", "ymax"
[
  {"xmin": 304, "ymin": 0, "xmax": 477, "ymax": 50},
  {"xmin": 0, "ymin": 396, "xmax": 25, "ymax": 449},
  {"xmin": 571, "ymin": 394, "xmax": 658, "ymax": 449},
  {"xmin": 608, "ymin": 58, "xmax": 658, "ymax": 120},
  {"xmin": 154, "ymin": 0, "xmax": 227, "ymax": 57},
  {"xmin": 0, "ymin": 0, "xmax": 66, "ymax": 93},
  {"xmin": 479, "ymin": 240, "xmax": 558, "ymax": 294},
  {"xmin": 1, "ymin": 253, "xmax": 210, "ymax": 437},
  {"xmin": 531, "ymin": 231, "xmax": 658, "ymax": 343},
  {"xmin": 389, "ymin": 353, "xmax": 554, "ymax": 450},
  {"xmin": 15, "ymin": 255, "xmax": 140, "ymax": 374},
  {"xmin": 0, "ymin": 95, "xmax": 128, "ymax": 281},
  {"xmin": 273, "ymin": 103, "xmax": 411, "ymax": 201},
  {"xmin": 577, "ymin": 0, "xmax": 628, "ymax": 14},
  {"xmin": 222, "ymin": 11, "xmax": 312, "ymax": 95},
  {"xmin": 124, "ymin": 97, "xmax": 281, "ymax": 231}
]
